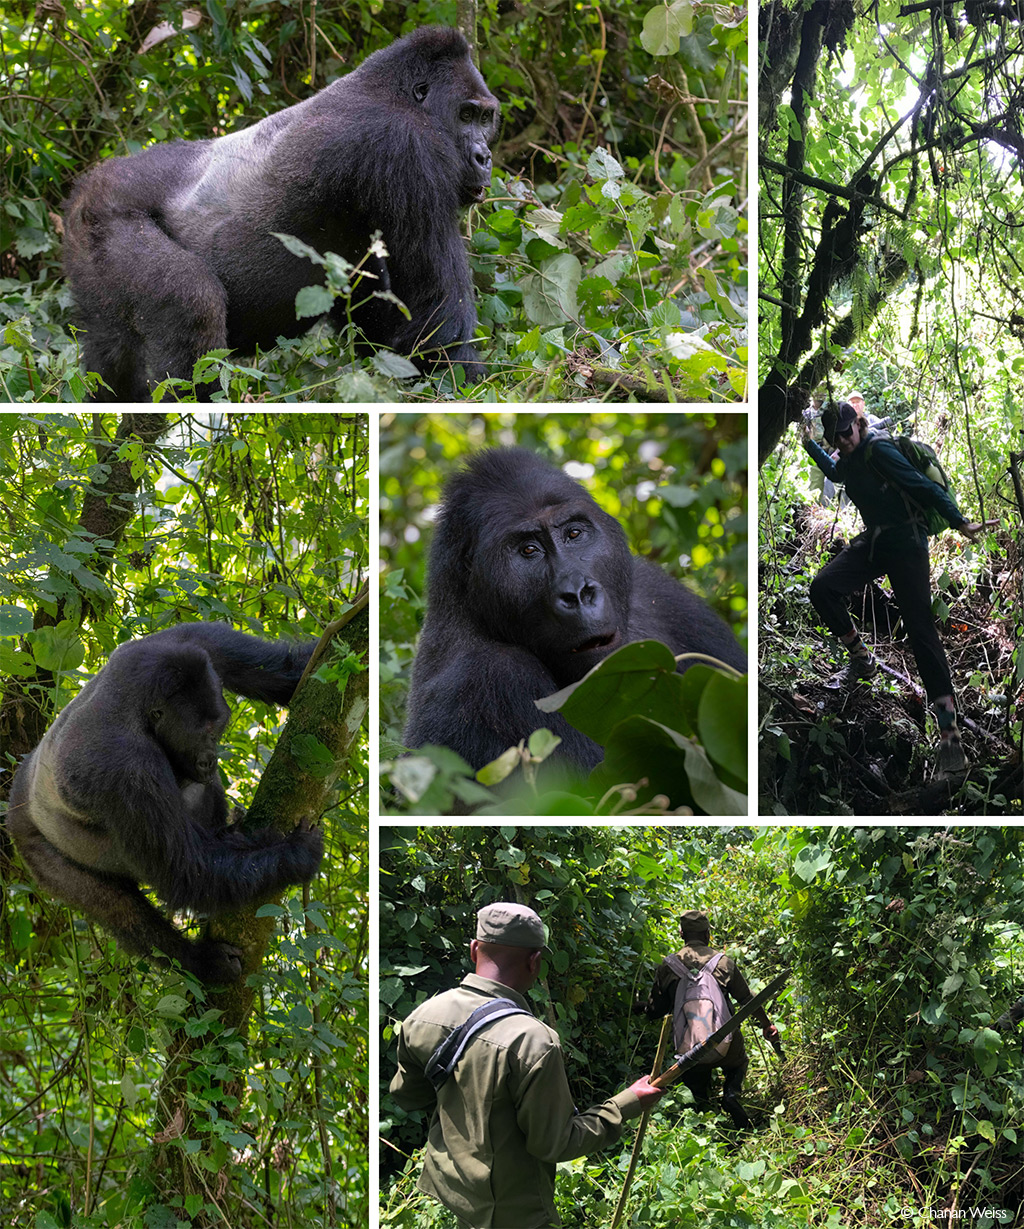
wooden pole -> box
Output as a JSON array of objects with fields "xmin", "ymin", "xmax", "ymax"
[{"xmin": 609, "ymin": 1015, "xmax": 672, "ymax": 1229}]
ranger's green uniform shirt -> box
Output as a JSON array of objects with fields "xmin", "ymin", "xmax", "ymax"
[{"xmin": 390, "ymin": 973, "xmax": 644, "ymax": 1229}]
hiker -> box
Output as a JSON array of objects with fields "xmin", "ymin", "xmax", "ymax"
[
  {"xmin": 640, "ymin": 910, "xmax": 779, "ymax": 1128},
  {"xmin": 389, "ymin": 902, "xmax": 664, "ymax": 1229},
  {"xmin": 801, "ymin": 400, "xmax": 983, "ymax": 775},
  {"xmin": 845, "ymin": 389, "xmax": 893, "ymax": 433}
]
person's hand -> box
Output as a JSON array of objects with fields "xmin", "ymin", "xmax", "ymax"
[
  {"xmin": 959, "ymin": 521, "xmax": 983, "ymax": 541},
  {"xmin": 627, "ymin": 1076, "xmax": 666, "ymax": 1109}
]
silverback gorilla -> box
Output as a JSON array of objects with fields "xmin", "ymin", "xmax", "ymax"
[
  {"xmin": 7, "ymin": 623, "xmax": 322, "ymax": 983},
  {"xmin": 63, "ymin": 27, "xmax": 498, "ymax": 401},
  {"xmin": 403, "ymin": 449, "xmax": 747, "ymax": 772}
]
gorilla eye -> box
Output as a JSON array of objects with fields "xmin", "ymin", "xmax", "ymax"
[
  {"xmin": 520, "ymin": 543, "xmax": 541, "ymax": 557},
  {"xmin": 567, "ymin": 527, "xmax": 582, "ymax": 540},
  {"xmin": 459, "ymin": 105, "xmax": 475, "ymax": 123},
  {"xmin": 413, "ymin": 81, "xmax": 429, "ymax": 102}
]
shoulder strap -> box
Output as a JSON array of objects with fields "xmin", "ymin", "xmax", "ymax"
[
  {"xmin": 424, "ymin": 997, "xmax": 531, "ymax": 1090},
  {"xmin": 663, "ymin": 952, "xmax": 691, "ymax": 979}
]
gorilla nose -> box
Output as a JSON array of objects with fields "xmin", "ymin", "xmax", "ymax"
[{"xmin": 556, "ymin": 573, "xmax": 600, "ymax": 610}]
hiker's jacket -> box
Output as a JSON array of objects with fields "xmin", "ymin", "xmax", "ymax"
[
  {"xmin": 390, "ymin": 973, "xmax": 643, "ymax": 1229},
  {"xmin": 646, "ymin": 943, "xmax": 770, "ymax": 1065},
  {"xmin": 803, "ymin": 434, "xmax": 966, "ymax": 548}
]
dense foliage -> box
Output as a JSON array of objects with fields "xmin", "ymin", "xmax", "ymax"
[
  {"xmin": 757, "ymin": 1, "xmax": 1024, "ymax": 814},
  {"xmin": 759, "ymin": 0, "xmax": 1024, "ymax": 460},
  {"xmin": 0, "ymin": 413, "xmax": 369, "ymax": 1226},
  {"xmin": 380, "ymin": 825, "xmax": 1024, "ymax": 1228},
  {"xmin": 2, "ymin": 0, "xmax": 747, "ymax": 402},
  {"xmin": 379, "ymin": 411, "xmax": 748, "ymax": 815}
]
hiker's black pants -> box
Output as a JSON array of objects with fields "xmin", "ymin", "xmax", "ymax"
[
  {"xmin": 681, "ymin": 1059, "xmax": 750, "ymax": 1127},
  {"xmin": 809, "ymin": 531, "xmax": 953, "ymax": 701},
  {"xmin": 680, "ymin": 1032, "xmax": 750, "ymax": 1127}
]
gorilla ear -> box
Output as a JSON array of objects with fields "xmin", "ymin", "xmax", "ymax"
[{"xmin": 413, "ymin": 81, "xmax": 429, "ymax": 102}]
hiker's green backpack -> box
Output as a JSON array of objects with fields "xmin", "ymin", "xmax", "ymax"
[{"xmin": 865, "ymin": 431, "xmax": 956, "ymax": 535}]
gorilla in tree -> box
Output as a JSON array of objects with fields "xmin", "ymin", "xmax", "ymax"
[
  {"xmin": 7, "ymin": 623, "xmax": 323, "ymax": 984},
  {"xmin": 403, "ymin": 448, "xmax": 747, "ymax": 773},
  {"xmin": 63, "ymin": 26, "xmax": 499, "ymax": 401}
]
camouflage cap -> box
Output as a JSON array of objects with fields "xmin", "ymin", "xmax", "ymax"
[
  {"xmin": 680, "ymin": 909, "xmax": 711, "ymax": 938},
  {"xmin": 476, "ymin": 902, "xmax": 549, "ymax": 949}
]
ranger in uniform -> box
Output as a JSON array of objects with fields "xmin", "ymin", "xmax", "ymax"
[
  {"xmin": 390, "ymin": 902, "xmax": 663, "ymax": 1229},
  {"xmin": 642, "ymin": 909, "xmax": 779, "ymax": 1128}
]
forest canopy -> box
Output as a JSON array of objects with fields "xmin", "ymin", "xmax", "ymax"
[{"xmin": 759, "ymin": 0, "xmax": 1024, "ymax": 460}]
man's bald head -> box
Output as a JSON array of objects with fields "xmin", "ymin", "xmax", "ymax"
[{"xmin": 470, "ymin": 939, "xmax": 543, "ymax": 992}]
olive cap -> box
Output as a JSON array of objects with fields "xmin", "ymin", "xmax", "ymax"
[
  {"xmin": 680, "ymin": 909, "xmax": 711, "ymax": 939},
  {"xmin": 476, "ymin": 902, "xmax": 549, "ymax": 949}
]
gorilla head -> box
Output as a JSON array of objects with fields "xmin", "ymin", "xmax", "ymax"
[
  {"xmin": 403, "ymin": 448, "xmax": 747, "ymax": 772},
  {"xmin": 131, "ymin": 642, "xmax": 232, "ymax": 787},
  {"xmin": 443, "ymin": 452, "xmax": 636, "ymax": 684},
  {"xmin": 63, "ymin": 27, "xmax": 499, "ymax": 401}
]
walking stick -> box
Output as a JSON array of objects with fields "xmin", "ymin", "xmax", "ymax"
[{"xmin": 609, "ymin": 1015, "xmax": 671, "ymax": 1229}]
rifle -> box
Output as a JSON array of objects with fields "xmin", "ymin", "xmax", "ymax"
[{"xmin": 651, "ymin": 969, "xmax": 789, "ymax": 1089}]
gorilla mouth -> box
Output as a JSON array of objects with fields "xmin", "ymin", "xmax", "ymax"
[{"xmin": 571, "ymin": 631, "xmax": 617, "ymax": 654}]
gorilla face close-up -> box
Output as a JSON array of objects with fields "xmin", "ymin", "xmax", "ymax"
[
  {"xmin": 403, "ymin": 448, "xmax": 748, "ymax": 773},
  {"xmin": 63, "ymin": 26, "xmax": 499, "ymax": 400}
]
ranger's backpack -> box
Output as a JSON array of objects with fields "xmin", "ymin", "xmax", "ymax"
[
  {"xmin": 665, "ymin": 951, "xmax": 732, "ymax": 1066},
  {"xmin": 864, "ymin": 431, "xmax": 956, "ymax": 535}
]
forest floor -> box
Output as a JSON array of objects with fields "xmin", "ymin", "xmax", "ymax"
[{"xmin": 759, "ymin": 506, "xmax": 1023, "ymax": 817}]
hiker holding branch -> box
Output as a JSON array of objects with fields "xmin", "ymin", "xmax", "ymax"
[
  {"xmin": 639, "ymin": 910, "xmax": 780, "ymax": 1129},
  {"xmin": 801, "ymin": 400, "xmax": 985, "ymax": 776},
  {"xmin": 389, "ymin": 902, "xmax": 663, "ymax": 1229}
]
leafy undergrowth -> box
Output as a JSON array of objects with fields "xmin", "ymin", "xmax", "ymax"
[
  {"xmin": 759, "ymin": 505, "xmax": 1023, "ymax": 817},
  {"xmin": 383, "ymin": 1043, "xmax": 1023, "ymax": 1228}
]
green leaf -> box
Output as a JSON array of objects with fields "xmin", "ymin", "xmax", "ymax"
[
  {"xmin": 641, "ymin": 1, "xmax": 694, "ymax": 56},
  {"xmin": 295, "ymin": 284, "xmax": 334, "ymax": 319},
  {"xmin": 535, "ymin": 639, "xmax": 686, "ymax": 745},
  {"xmin": 973, "ymin": 1027, "xmax": 1002, "ymax": 1077},
  {"xmin": 791, "ymin": 843, "xmax": 833, "ymax": 884}
]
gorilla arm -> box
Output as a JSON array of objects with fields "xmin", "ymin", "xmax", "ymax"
[
  {"xmin": 146, "ymin": 622, "xmax": 315, "ymax": 705},
  {"xmin": 15, "ymin": 719, "xmax": 322, "ymax": 916}
]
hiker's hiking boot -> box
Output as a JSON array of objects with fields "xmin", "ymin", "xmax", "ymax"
[
  {"xmin": 937, "ymin": 730, "xmax": 968, "ymax": 777},
  {"xmin": 825, "ymin": 653, "xmax": 878, "ymax": 689}
]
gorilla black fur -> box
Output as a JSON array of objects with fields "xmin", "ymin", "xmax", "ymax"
[
  {"xmin": 63, "ymin": 26, "xmax": 498, "ymax": 401},
  {"xmin": 7, "ymin": 623, "xmax": 322, "ymax": 984},
  {"xmin": 403, "ymin": 448, "xmax": 748, "ymax": 772}
]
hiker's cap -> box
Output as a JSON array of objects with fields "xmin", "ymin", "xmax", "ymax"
[
  {"xmin": 835, "ymin": 401, "xmax": 857, "ymax": 432},
  {"xmin": 680, "ymin": 909, "xmax": 711, "ymax": 938},
  {"xmin": 846, "ymin": 390, "xmax": 865, "ymax": 402},
  {"xmin": 476, "ymin": 902, "xmax": 549, "ymax": 949}
]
